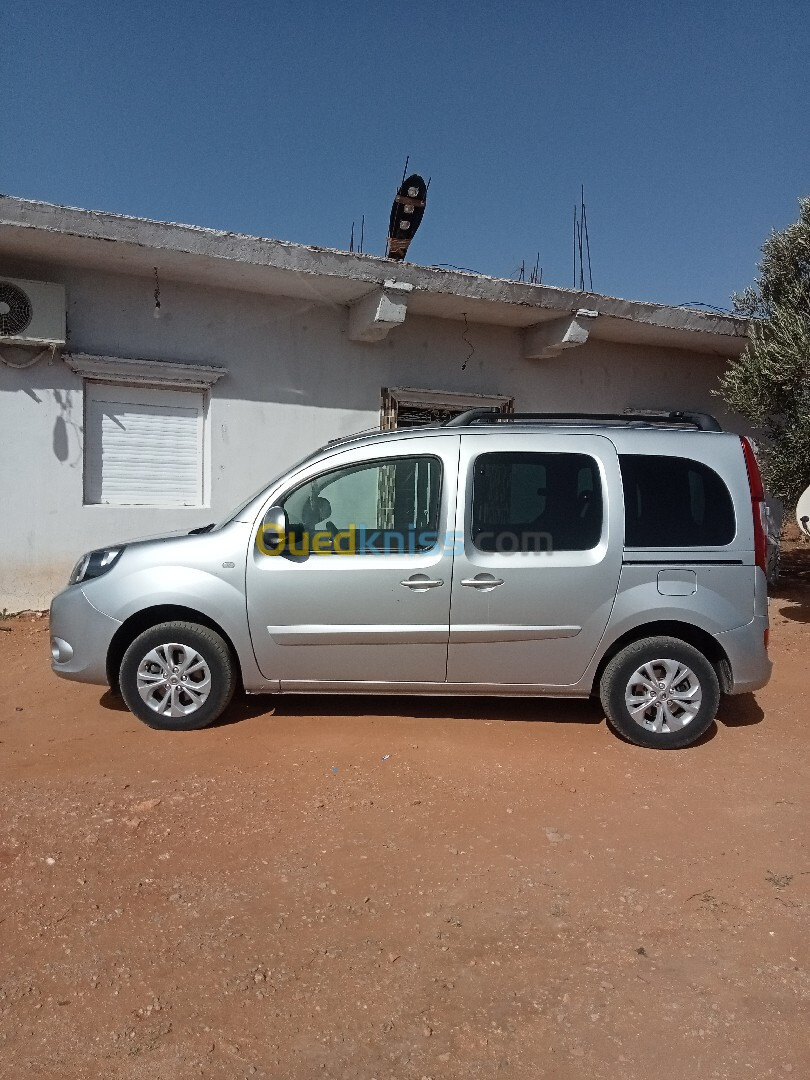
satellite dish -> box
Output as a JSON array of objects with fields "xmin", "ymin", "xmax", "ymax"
[
  {"xmin": 386, "ymin": 173, "xmax": 427, "ymax": 261},
  {"xmin": 797, "ymin": 483, "xmax": 810, "ymax": 537}
]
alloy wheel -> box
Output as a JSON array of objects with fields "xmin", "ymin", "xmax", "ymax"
[
  {"xmin": 136, "ymin": 642, "xmax": 212, "ymax": 717},
  {"xmin": 624, "ymin": 658, "xmax": 703, "ymax": 733}
]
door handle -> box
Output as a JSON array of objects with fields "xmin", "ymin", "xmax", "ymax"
[
  {"xmin": 400, "ymin": 576, "xmax": 444, "ymax": 590},
  {"xmin": 460, "ymin": 575, "xmax": 505, "ymax": 590}
]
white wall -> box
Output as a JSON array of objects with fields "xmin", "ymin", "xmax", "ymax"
[{"xmin": 0, "ymin": 257, "xmax": 740, "ymax": 610}]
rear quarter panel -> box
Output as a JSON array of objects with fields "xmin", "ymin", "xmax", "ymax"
[
  {"xmin": 584, "ymin": 430, "xmax": 761, "ymax": 685},
  {"xmin": 602, "ymin": 564, "xmax": 757, "ymax": 641}
]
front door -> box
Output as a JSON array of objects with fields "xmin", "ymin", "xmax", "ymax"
[
  {"xmin": 246, "ymin": 436, "xmax": 459, "ymax": 687},
  {"xmin": 447, "ymin": 433, "xmax": 623, "ymax": 688}
]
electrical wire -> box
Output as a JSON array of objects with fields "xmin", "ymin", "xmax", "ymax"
[
  {"xmin": 461, "ymin": 312, "xmax": 474, "ymax": 371},
  {"xmin": 677, "ymin": 301, "xmax": 734, "ymax": 314},
  {"xmin": 0, "ymin": 344, "xmax": 56, "ymax": 369},
  {"xmin": 429, "ymin": 264, "xmax": 484, "ymax": 275}
]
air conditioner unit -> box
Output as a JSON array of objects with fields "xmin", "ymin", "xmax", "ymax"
[{"xmin": 0, "ymin": 277, "xmax": 66, "ymax": 347}]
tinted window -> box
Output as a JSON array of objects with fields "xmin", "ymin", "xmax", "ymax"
[
  {"xmin": 620, "ymin": 454, "xmax": 735, "ymax": 547},
  {"xmin": 471, "ymin": 452, "xmax": 603, "ymax": 552},
  {"xmin": 279, "ymin": 456, "xmax": 442, "ymax": 554}
]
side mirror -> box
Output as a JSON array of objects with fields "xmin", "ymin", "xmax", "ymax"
[{"xmin": 257, "ymin": 505, "xmax": 288, "ymax": 555}]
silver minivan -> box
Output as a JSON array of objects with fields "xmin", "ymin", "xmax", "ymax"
[{"xmin": 50, "ymin": 411, "xmax": 772, "ymax": 749}]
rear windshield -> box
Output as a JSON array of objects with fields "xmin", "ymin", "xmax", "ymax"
[{"xmin": 619, "ymin": 454, "xmax": 735, "ymax": 547}]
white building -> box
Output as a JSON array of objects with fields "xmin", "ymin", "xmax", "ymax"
[{"xmin": 0, "ymin": 195, "xmax": 749, "ymax": 611}]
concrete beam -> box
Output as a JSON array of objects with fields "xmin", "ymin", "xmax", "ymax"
[
  {"xmin": 348, "ymin": 283, "xmax": 412, "ymax": 343},
  {"xmin": 523, "ymin": 310, "xmax": 598, "ymax": 360}
]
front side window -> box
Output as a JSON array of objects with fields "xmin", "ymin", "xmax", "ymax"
[
  {"xmin": 278, "ymin": 455, "xmax": 442, "ymax": 554},
  {"xmin": 619, "ymin": 454, "xmax": 736, "ymax": 547},
  {"xmin": 471, "ymin": 452, "xmax": 603, "ymax": 552}
]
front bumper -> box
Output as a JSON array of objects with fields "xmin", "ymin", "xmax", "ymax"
[
  {"xmin": 716, "ymin": 614, "xmax": 772, "ymax": 695},
  {"xmin": 50, "ymin": 586, "xmax": 122, "ymax": 686}
]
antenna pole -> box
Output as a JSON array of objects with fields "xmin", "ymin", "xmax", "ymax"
[
  {"xmin": 349, "ymin": 222, "xmax": 354, "ymax": 253},
  {"xmin": 578, "ymin": 223, "xmax": 583, "ymax": 290},
  {"xmin": 582, "ymin": 197, "xmax": 593, "ymax": 291},
  {"xmin": 359, "ymin": 215, "xmax": 365, "ymax": 254}
]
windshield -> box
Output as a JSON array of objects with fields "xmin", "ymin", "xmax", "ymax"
[{"xmin": 215, "ymin": 448, "xmax": 326, "ymax": 528}]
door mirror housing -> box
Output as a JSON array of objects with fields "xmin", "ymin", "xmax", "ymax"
[{"xmin": 258, "ymin": 505, "xmax": 288, "ymax": 555}]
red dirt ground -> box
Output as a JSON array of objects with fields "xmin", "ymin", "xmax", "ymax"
[{"xmin": 1, "ymin": 542, "xmax": 808, "ymax": 1079}]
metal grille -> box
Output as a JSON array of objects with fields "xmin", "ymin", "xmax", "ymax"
[
  {"xmin": 380, "ymin": 388, "xmax": 514, "ymax": 431},
  {"xmin": 377, "ymin": 462, "xmax": 397, "ymax": 530},
  {"xmin": 396, "ymin": 404, "xmax": 467, "ymax": 427},
  {"xmin": 0, "ymin": 282, "xmax": 33, "ymax": 336}
]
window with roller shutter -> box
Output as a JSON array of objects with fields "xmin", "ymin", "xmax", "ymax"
[{"xmin": 84, "ymin": 382, "xmax": 205, "ymax": 506}]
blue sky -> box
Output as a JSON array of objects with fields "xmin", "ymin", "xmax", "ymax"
[{"xmin": 2, "ymin": 1, "xmax": 808, "ymax": 308}]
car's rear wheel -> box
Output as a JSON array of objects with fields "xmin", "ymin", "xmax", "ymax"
[
  {"xmin": 600, "ymin": 636, "xmax": 719, "ymax": 749},
  {"xmin": 119, "ymin": 621, "xmax": 236, "ymax": 731}
]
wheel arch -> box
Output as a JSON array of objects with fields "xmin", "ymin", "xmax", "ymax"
[
  {"xmin": 106, "ymin": 605, "xmax": 244, "ymax": 691},
  {"xmin": 591, "ymin": 621, "xmax": 732, "ymax": 696}
]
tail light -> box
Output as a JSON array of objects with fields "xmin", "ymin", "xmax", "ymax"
[{"xmin": 740, "ymin": 436, "xmax": 767, "ymax": 574}]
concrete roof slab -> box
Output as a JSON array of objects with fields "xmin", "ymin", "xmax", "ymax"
[{"xmin": 0, "ymin": 194, "xmax": 749, "ymax": 356}]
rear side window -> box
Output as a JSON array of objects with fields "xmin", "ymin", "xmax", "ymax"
[
  {"xmin": 620, "ymin": 454, "xmax": 735, "ymax": 547},
  {"xmin": 471, "ymin": 452, "xmax": 603, "ymax": 552}
]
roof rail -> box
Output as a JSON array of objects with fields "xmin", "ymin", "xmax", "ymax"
[
  {"xmin": 444, "ymin": 409, "xmax": 723, "ymax": 432},
  {"xmin": 324, "ymin": 426, "xmax": 387, "ymax": 447}
]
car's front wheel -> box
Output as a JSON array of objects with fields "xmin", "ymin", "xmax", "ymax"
[
  {"xmin": 600, "ymin": 636, "xmax": 720, "ymax": 749},
  {"xmin": 119, "ymin": 621, "xmax": 236, "ymax": 731}
]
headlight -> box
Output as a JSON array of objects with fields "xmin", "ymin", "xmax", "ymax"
[{"xmin": 68, "ymin": 547, "xmax": 124, "ymax": 586}]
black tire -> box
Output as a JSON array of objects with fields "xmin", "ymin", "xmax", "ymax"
[
  {"xmin": 119, "ymin": 621, "xmax": 236, "ymax": 731},
  {"xmin": 599, "ymin": 636, "xmax": 720, "ymax": 749}
]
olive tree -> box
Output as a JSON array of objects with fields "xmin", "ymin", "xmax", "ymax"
[{"xmin": 719, "ymin": 197, "xmax": 810, "ymax": 507}]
